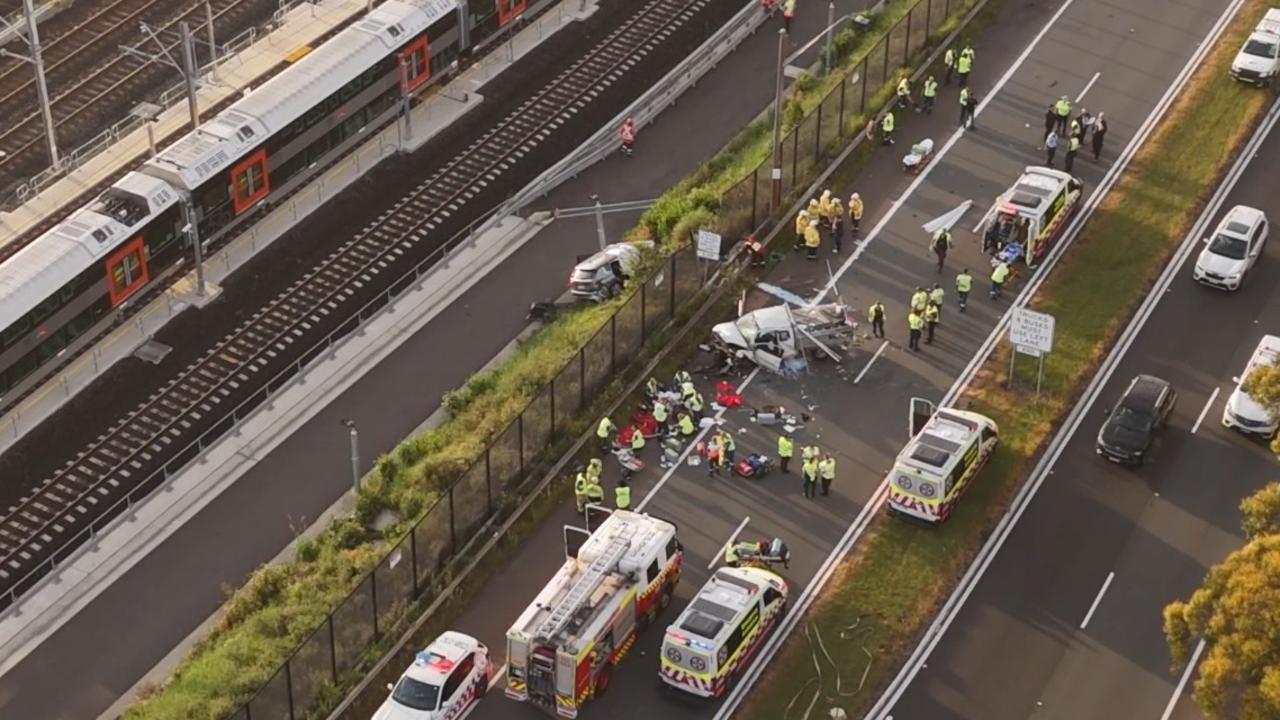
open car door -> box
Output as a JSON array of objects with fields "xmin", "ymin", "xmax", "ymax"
[{"xmin": 909, "ymin": 397, "xmax": 937, "ymax": 438}]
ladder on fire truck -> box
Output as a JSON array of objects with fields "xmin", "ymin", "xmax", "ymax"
[{"xmin": 535, "ymin": 535, "xmax": 633, "ymax": 642}]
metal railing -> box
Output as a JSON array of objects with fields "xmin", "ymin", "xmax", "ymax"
[{"xmin": 7, "ymin": 0, "xmax": 338, "ymax": 207}]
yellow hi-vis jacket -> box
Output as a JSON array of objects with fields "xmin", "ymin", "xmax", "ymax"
[
  {"xmin": 992, "ymin": 263, "xmax": 1010, "ymax": 283},
  {"xmin": 882, "ymin": 112, "xmax": 895, "ymax": 133},
  {"xmin": 615, "ymin": 485, "xmax": 631, "ymax": 509},
  {"xmin": 678, "ymin": 414, "xmax": 696, "ymax": 436},
  {"xmin": 956, "ymin": 272, "xmax": 973, "ymax": 293},
  {"xmin": 849, "ymin": 195, "xmax": 864, "ymax": 220},
  {"xmin": 778, "ymin": 435, "xmax": 794, "ymax": 458},
  {"xmin": 795, "ymin": 209, "xmax": 810, "ymax": 236},
  {"xmin": 908, "ymin": 312, "xmax": 924, "ymax": 330},
  {"xmin": 804, "ymin": 224, "xmax": 822, "ymax": 249},
  {"xmin": 597, "ymin": 417, "xmax": 615, "ymax": 439},
  {"xmin": 897, "ymin": 78, "xmax": 910, "ymax": 97},
  {"xmin": 818, "ymin": 458, "xmax": 836, "ymax": 480}
]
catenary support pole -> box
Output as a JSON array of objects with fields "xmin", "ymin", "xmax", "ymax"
[
  {"xmin": 179, "ymin": 22, "xmax": 200, "ymax": 128},
  {"xmin": 23, "ymin": 0, "xmax": 58, "ymax": 168}
]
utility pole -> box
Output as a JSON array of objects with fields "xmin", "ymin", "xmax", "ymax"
[
  {"xmin": 341, "ymin": 419, "xmax": 361, "ymax": 491},
  {"xmin": 823, "ymin": 2, "xmax": 835, "ymax": 75},
  {"xmin": 204, "ymin": 1, "xmax": 218, "ymax": 77},
  {"xmin": 770, "ymin": 28, "xmax": 787, "ymax": 212},
  {"xmin": 590, "ymin": 194, "xmax": 607, "ymax": 250},
  {"xmin": 179, "ymin": 22, "xmax": 200, "ymax": 129},
  {"xmin": 0, "ymin": 0, "xmax": 61, "ymax": 168}
]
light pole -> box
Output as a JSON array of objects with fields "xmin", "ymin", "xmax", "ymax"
[
  {"xmin": 341, "ymin": 419, "xmax": 361, "ymax": 491},
  {"xmin": 0, "ymin": 0, "xmax": 61, "ymax": 167},
  {"xmin": 590, "ymin": 194, "xmax": 607, "ymax": 250},
  {"xmin": 770, "ymin": 27, "xmax": 787, "ymax": 212}
]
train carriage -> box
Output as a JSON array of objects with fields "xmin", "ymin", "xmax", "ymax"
[
  {"xmin": 0, "ymin": 173, "xmax": 181, "ymax": 396},
  {"xmin": 141, "ymin": 0, "xmax": 464, "ymax": 241}
]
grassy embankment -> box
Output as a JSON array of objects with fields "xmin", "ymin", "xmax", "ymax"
[
  {"xmin": 736, "ymin": 3, "xmax": 1278, "ymax": 719},
  {"xmin": 124, "ymin": 1, "xmax": 977, "ymax": 717}
]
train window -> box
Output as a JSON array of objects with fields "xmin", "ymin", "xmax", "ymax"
[
  {"xmin": 399, "ymin": 37, "xmax": 431, "ymax": 94},
  {"xmin": 498, "ymin": 0, "xmax": 527, "ymax": 26},
  {"xmin": 106, "ymin": 236, "xmax": 149, "ymax": 306},
  {"xmin": 230, "ymin": 148, "xmax": 270, "ymax": 215}
]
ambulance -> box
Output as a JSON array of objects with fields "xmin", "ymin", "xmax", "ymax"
[
  {"xmin": 505, "ymin": 509, "xmax": 682, "ymax": 718},
  {"xmin": 659, "ymin": 566, "xmax": 788, "ymax": 698},
  {"xmin": 886, "ymin": 406, "xmax": 999, "ymax": 524},
  {"xmin": 981, "ymin": 166, "xmax": 1084, "ymax": 269}
]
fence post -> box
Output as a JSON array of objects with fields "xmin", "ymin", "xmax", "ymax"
[
  {"xmin": 790, "ymin": 130, "xmax": 798, "ymax": 189},
  {"xmin": 549, "ymin": 377, "xmax": 557, "ymax": 436},
  {"xmin": 838, "ymin": 76, "xmax": 847, "ymax": 137},
  {"xmin": 485, "ymin": 451, "xmax": 493, "ymax": 514},
  {"xmin": 328, "ymin": 616, "xmax": 338, "ymax": 682},
  {"xmin": 371, "ymin": 571, "xmax": 380, "ymax": 640},
  {"xmin": 883, "ymin": 36, "xmax": 890, "ymax": 82},
  {"xmin": 610, "ymin": 316, "xmax": 617, "ymax": 376},
  {"xmin": 904, "ymin": 11, "xmax": 911, "ymax": 65},
  {"xmin": 945, "ymin": 0, "xmax": 950, "ymax": 16},
  {"xmin": 860, "ymin": 56, "xmax": 868, "ymax": 112},
  {"xmin": 449, "ymin": 486, "xmax": 457, "ymax": 553},
  {"xmin": 814, "ymin": 103, "xmax": 822, "ymax": 159},
  {"xmin": 285, "ymin": 661, "xmax": 296, "ymax": 720},
  {"xmin": 640, "ymin": 282, "xmax": 647, "ymax": 341},
  {"xmin": 410, "ymin": 523, "xmax": 420, "ymax": 595},
  {"xmin": 669, "ymin": 253, "xmax": 676, "ymax": 315},
  {"xmin": 926, "ymin": 0, "xmax": 932, "ymax": 38},
  {"xmin": 518, "ymin": 413, "xmax": 525, "ymax": 476},
  {"xmin": 751, "ymin": 167, "xmax": 759, "ymax": 228},
  {"xmin": 579, "ymin": 349, "xmax": 586, "ymax": 410}
]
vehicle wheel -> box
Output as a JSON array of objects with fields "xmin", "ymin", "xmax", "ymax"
[
  {"xmin": 659, "ymin": 584, "xmax": 674, "ymax": 611},
  {"xmin": 595, "ymin": 665, "xmax": 613, "ymax": 697}
]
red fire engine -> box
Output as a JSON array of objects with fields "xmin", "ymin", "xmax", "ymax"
[{"xmin": 504, "ymin": 509, "xmax": 682, "ymax": 717}]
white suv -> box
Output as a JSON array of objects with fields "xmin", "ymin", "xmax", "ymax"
[
  {"xmin": 1193, "ymin": 205, "xmax": 1268, "ymax": 291},
  {"xmin": 1231, "ymin": 8, "xmax": 1280, "ymax": 86},
  {"xmin": 1222, "ymin": 334, "xmax": 1280, "ymax": 438}
]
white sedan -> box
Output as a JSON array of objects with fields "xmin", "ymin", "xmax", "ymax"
[
  {"xmin": 1193, "ymin": 204, "xmax": 1269, "ymax": 290},
  {"xmin": 372, "ymin": 631, "xmax": 491, "ymax": 720}
]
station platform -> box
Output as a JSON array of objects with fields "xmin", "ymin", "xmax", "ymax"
[
  {"xmin": 0, "ymin": 0, "xmax": 369, "ymax": 241},
  {"xmin": 0, "ymin": 0, "xmax": 595, "ymax": 459}
]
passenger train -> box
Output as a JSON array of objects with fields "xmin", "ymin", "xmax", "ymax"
[{"xmin": 0, "ymin": 0, "xmax": 548, "ymax": 400}]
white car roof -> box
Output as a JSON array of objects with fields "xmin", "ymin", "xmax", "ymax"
[
  {"xmin": 1219, "ymin": 205, "xmax": 1266, "ymax": 236},
  {"xmin": 403, "ymin": 631, "xmax": 479, "ymax": 684},
  {"xmin": 142, "ymin": 0, "xmax": 457, "ymax": 190}
]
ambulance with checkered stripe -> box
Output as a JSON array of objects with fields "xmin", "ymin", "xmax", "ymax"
[
  {"xmin": 373, "ymin": 631, "xmax": 491, "ymax": 720},
  {"xmin": 505, "ymin": 509, "xmax": 682, "ymax": 718},
  {"xmin": 886, "ymin": 408, "xmax": 998, "ymax": 524},
  {"xmin": 659, "ymin": 566, "xmax": 788, "ymax": 697}
]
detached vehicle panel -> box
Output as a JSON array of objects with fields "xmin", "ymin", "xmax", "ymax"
[{"xmin": 1095, "ymin": 374, "xmax": 1176, "ymax": 465}]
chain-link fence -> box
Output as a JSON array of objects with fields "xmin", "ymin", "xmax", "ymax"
[
  {"xmin": 236, "ymin": 246, "xmax": 703, "ymax": 720},
  {"xmin": 235, "ymin": 0, "xmax": 975, "ymax": 714},
  {"xmin": 717, "ymin": 0, "xmax": 965, "ymax": 239}
]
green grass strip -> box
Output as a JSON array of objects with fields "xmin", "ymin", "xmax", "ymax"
[{"xmin": 735, "ymin": 3, "xmax": 1277, "ymax": 719}]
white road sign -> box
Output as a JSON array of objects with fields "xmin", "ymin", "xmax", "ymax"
[
  {"xmin": 1009, "ymin": 308, "xmax": 1055, "ymax": 354},
  {"xmin": 697, "ymin": 229, "xmax": 722, "ymax": 261}
]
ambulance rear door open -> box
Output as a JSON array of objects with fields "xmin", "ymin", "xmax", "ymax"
[{"xmin": 909, "ymin": 397, "xmax": 937, "ymax": 438}]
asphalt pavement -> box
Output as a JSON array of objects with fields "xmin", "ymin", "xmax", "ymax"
[
  {"xmin": 881, "ymin": 84, "xmax": 1280, "ymax": 720},
  {"xmin": 374, "ymin": 0, "xmax": 1244, "ymax": 718}
]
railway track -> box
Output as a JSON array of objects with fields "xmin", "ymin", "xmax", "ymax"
[
  {"xmin": 0, "ymin": 0, "xmax": 713, "ymax": 607},
  {"xmin": 0, "ymin": 0, "xmax": 281, "ymax": 203}
]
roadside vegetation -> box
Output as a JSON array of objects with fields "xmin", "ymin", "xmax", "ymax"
[
  {"xmin": 1164, "ymin": 482, "xmax": 1280, "ymax": 720},
  {"xmin": 736, "ymin": 2, "xmax": 1278, "ymax": 718},
  {"xmin": 123, "ymin": 0, "xmax": 980, "ymax": 717}
]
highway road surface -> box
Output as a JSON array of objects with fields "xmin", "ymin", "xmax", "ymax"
[
  {"xmin": 877, "ymin": 87, "xmax": 1280, "ymax": 720},
  {"xmin": 364, "ymin": 0, "xmax": 1246, "ymax": 718}
]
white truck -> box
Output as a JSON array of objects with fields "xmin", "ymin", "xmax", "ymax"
[{"xmin": 1230, "ymin": 8, "xmax": 1280, "ymax": 86}]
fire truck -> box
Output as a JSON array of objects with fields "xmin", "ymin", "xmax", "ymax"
[{"xmin": 505, "ymin": 509, "xmax": 683, "ymax": 718}]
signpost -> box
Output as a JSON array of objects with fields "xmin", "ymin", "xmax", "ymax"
[
  {"xmin": 1008, "ymin": 308, "xmax": 1055, "ymax": 394},
  {"xmin": 696, "ymin": 229, "xmax": 722, "ymax": 261}
]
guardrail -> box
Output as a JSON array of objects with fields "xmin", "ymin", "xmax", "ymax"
[{"xmin": 7, "ymin": 0, "xmax": 332, "ymax": 207}]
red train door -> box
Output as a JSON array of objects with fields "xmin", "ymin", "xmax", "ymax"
[
  {"xmin": 399, "ymin": 36, "xmax": 432, "ymax": 94},
  {"xmin": 230, "ymin": 147, "xmax": 270, "ymax": 215},
  {"xmin": 497, "ymin": 0, "xmax": 527, "ymax": 26},
  {"xmin": 105, "ymin": 236, "xmax": 150, "ymax": 306}
]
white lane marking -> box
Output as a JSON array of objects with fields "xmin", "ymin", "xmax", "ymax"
[
  {"xmin": 489, "ymin": 663, "xmax": 507, "ymax": 690},
  {"xmin": 812, "ymin": 0, "xmax": 1084, "ymax": 305},
  {"xmin": 635, "ymin": 367, "xmax": 760, "ymax": 512},
  {"xmin": 1192, "ymin": 387, "xmax": 1220, "ymax": 434},
  {"xmin": 869, "ymin": 21, "xmax": 1273, "ymax": 718},
  {"xmin": 1079, "ymin": 571, "xmax": 1114, "ymax": 629},
  {"xmin": 1076, "ymin": 71, "xmax": 1102, "ymax": 102},
  {"xmin": 854, "ymin": 340, "xmax": 890, "ymax": 384},
  {"xmin": 709, "ymin": 515, "xmax": 751, "ymax": 570},
  {"xmin": 1160, "ymin": 639, "xmax": 1206, "ymax": 720}
]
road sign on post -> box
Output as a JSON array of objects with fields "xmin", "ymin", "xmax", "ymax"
[
  {"xmin": 1007, "ymin": 308, "xmax": 1056, "ymax": 394},
  {"xmin": 696, "ymin": 229, "xmax": 722, "ymax": 261}
]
